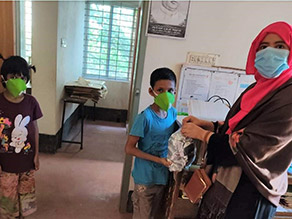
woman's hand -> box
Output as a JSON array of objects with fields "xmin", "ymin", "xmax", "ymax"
[
  {"xmin": 183, "ymin": 115, "xmax": 214, "ymax": 131},
  {"xmin": 181, "ymin": 122, "xmax": 204, "ymax": 139},
  {"xmin": 212, "ymin": 173, "xmax": 217, "ymax": 183},
  {"xmin": 182, "ymin": 115, "xmax": 201, "ymax": 126},
  {"xmin": 229, "ymin": 128, "xmax": 245, "ymax": 148},
  {"xmin": 182, "ymin": 123, "xmax": 214, "ymax": 143},
  {"xmin": 160, "ymin": 158, "xmax": 172, "ymax": 167}
]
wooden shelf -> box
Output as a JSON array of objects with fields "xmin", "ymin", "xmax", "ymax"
[{"xmin": 289, "ymin": 175, "xmax": 292, "ymax": 186}]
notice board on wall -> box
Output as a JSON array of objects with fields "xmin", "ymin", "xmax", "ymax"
[{"xmin": 176, "ymin": 64, "xmax": 255, "ymax": 116}]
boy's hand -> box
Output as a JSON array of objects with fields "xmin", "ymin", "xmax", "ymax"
[
  {"xmin": 160, "ymin": 158, "xmax": 172, "ymax": 167},
  {"xmin": 34, "ymin": 154, "xmax": 40, "ymax": 171}
]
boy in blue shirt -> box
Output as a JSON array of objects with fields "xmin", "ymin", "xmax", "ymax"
[{"xmin": 125, "ymin": 67, "xmax": 177, "ymax": 219}]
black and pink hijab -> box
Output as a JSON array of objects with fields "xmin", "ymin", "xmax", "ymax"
[{"xmin": 227, "ymin": 21, "xmax": 292, "ymax": 134}]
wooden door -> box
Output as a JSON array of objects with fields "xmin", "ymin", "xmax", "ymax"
[
  {"xmin": 0, "ymin": 1, "xmax": 14, "ymax": 92},
  {"xmin": 0, "ymin": 1, "xmax": 15, "ymax": 59}
]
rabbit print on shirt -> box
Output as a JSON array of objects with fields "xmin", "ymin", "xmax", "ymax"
[{"xmin": 10, "ymin": 114, "xmax": 30, "ymax": 153}]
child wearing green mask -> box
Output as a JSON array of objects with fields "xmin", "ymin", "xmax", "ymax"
[
  {"xmin": 0, "ymin": 54, "xmax": 42, "ymax": 218},
  {"xmin": 125, "ymin": 67, "xmax": 177, "ymax": 218}
]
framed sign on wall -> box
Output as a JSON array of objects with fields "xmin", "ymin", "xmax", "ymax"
[{"xmin": 147, "ymin": 0, "xmax": 190, "ymax": 39}]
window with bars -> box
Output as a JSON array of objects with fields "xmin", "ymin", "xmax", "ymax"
[
  {"xmin": 19, "ymin": 0, "xmax": 32, "ymax": 63},
  {"xmin": 83, "ymin": 1, "xmax": 138, "ymax": 81}
]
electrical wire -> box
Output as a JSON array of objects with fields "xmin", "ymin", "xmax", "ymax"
[{"xmin": 207, "ymin": 95, "xmax": 231, "ymax": 109}]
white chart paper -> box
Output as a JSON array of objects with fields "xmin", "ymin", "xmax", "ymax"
[
  {"xmin": 188, "ymin": 99, "xmax": 229, "ymax": 121},
  {"xmin": 176, "ymin": 65, "xmax": 255, "ymax": 114},
  {"xmin": 208, "ymin": 72, "xmax": 238, "ymax": 104},
  {"xmin": 179, "ymin": 68, "xmax": 212, "ymax": 101}
]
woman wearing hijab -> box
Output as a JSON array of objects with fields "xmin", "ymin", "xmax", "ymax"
[{"xmin": 181, "ymin": 21, "xmax": 292, "ymax": 219}]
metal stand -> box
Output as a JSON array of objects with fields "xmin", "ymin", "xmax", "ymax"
[
  {"xmin": 60, "ymin": 97, "xmax": 86, "ymax": 150},
  {"xmin": 93, "ymin": 102, "xmax": 96, "ymax": 121}
]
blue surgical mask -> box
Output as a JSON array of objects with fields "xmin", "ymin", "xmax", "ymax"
[{"xmin": 254, "ymin": 47, "xmax": 289, "ymax": 78}]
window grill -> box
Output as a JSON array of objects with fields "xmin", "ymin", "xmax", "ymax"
[
  {"xmin": 83, "ymin": 1, "xmax": 138, "ymax": 81},
  {"xmin": 20, "ymin": 0, "xmax": 32, "ymax": 63}
]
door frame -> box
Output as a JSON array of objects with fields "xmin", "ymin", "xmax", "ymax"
[{"xmin": 119, "ymin": 0, "xmax": 149, "ymax": 213}]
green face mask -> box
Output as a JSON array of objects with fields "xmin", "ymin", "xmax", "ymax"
[
  {"xmin": 6, "ymin": 78, "xmax": 27, "ymax": 97},
  {"xmin": 153, "ymin": 91, "xmax": 175, "ymax": 111}
]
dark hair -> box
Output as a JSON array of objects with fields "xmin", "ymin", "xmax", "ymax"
[
  {"xmin": 150, "ymin": 67, "xmax": 176, "ymax": 88},
  {"xmin": 0, "ymin": 54, "xmax": 35, "ymax": 81}
]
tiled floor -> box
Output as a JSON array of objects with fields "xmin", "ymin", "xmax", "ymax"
[{"xmin": 27, "ymin": 120, "xmax": 132, "ymax": 219}]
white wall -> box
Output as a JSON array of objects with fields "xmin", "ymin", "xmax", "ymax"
[
  {"xmin": 87, "ymin": 80, "xmax": 131, "ymax": 110},
  {"xmin": 56, "ymin": 1, "xmax": 85, "ymax": 124},
  {"xmin": 138, "ymin": 1, "xmax": 292, "ymax": 112},
  {"xmin": 32, "ymin": 2, "xmax": 58, "ymax": 135},
  {"xmin": 32, "ymin": 1, "xmax": 84, "ymax": 135}
]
